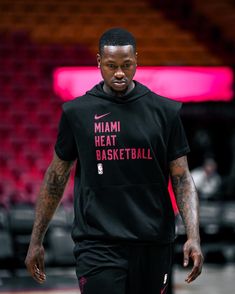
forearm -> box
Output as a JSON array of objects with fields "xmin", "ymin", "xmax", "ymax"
[
  {"xmin": 170, "ymin": 156, "xmax": 203, "ymax": 282},
  {"xmin": 30, "ymin": 153, "xmax": 74, "ymax": 246},
  {"xmin": 170, "ymin": 156, "xmax": 200, "ymax": 241}
]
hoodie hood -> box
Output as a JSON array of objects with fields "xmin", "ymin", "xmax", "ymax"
[{"xmin": 86, "ymin": 80, "xmax": 150, "ymax": 104}]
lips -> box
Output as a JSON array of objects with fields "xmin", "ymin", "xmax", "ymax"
[
  {"xmin": 113, "ymin": 80, "xmax": 127, "ymax": 84},
  {"xmin": 112, "ymin": 80, "xmax": 127, "ymax": 88}
]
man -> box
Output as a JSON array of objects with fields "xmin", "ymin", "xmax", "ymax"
[
  {"xmin": 25, "ymin": 28, "xmax": 203, "ymax": 294},
  {"xmin": 191, "ymin": 157, "xmax": 221, "ymax": 200}
]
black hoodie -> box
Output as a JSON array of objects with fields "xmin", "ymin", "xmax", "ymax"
[{"xmin": 55, "ymin": 81, "xmax": 190, "ymax": 244}]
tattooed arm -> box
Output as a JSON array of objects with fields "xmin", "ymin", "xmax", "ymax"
[
  {"xmin": 169, "ymin": 155, "xmax": 203, "ymax": 283},
  {"xmin": 25, "ymin": 152, "xmax": 74, "ymax": 283}
]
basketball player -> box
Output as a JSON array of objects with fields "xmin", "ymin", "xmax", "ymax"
[{"xmin": 25, "ymin": 28, "xmax": 203, "ymax": 294}]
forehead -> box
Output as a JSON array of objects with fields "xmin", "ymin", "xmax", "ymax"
[{"xmin": 101, "ymin": 45, "xmax": 136, "ymax": 59}]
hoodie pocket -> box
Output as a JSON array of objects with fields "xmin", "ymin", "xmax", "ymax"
[{"xmin": 83, "ymin": 183, "xmax": 175, "ymax": 241}]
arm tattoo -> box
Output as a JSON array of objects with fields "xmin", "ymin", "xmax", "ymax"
[
  {"xmin": 31, "ymin": 153, "xmax": 74, "ymax": 245},
  {"xmin": 46, "ymin": 165, "xmax": 71, "ymax": 198},
  {"xmin": 170, "ymin": 156, "xmax": 200, "ymax": 241}
]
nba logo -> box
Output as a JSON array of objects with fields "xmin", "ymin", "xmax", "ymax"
[{"xmin": 97, "ymin": 163, "xmax": 103, "ymax": 175}]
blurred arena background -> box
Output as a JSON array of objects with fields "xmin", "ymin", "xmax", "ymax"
[{"xmin": 0, "ymin": 0, "xmax": 235, "ymax": 293}]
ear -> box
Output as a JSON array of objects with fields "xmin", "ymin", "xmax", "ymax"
[
  {"xmin": 97, "ymin": 53, "xmax": 101, "ymax": 68},
  {"xmin": 135, "ymin": 52, "xmax": 138, "ymax": 64}
]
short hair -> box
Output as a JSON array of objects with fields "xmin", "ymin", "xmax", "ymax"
[{"xmin": 99, "ymin": 27, "xmax": 136, "ymax": 54}]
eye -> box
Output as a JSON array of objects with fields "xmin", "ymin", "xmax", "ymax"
[
  {"xmin": 107, "ymin": 64, "xmax": 116, "ymax": 69},
  {"xmin": 122, "ymin": 63, "xmax": 131, "ymax": 69}
]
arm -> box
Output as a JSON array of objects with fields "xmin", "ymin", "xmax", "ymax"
[
  {"xmin": 169, "ymin": 155, "xmax": 203, "ymax": 283},
  {"xmin": 25, "ymin": 152, "xmax": 75, "ymax": 283}
]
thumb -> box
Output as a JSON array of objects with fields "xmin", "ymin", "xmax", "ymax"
[{"xmin": 183, "ymin": 245, "xmax": 189, "ymax": 267}]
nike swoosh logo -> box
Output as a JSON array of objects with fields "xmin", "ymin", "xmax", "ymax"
[{"xmin": 94, "ymin": 112, "xmax": 111, "ymax": 120}]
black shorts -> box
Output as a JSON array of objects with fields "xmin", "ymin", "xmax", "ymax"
[{"xmin": 74, "ymin": 240, "xmax": 173, "ymax": 294}]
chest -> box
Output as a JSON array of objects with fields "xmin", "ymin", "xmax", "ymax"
[{"xmin": 74, "ymin": 102, "xmax": 168, "ymax": 149}]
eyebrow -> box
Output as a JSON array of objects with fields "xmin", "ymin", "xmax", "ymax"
[{"xmin": 104, "ymin": 58, "xmax": 134, "ymax": 62}]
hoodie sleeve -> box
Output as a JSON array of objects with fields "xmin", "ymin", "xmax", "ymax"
[
  {"xmin": 54, "ymin": 111, "xmax": 78, "ymax": 161},
  {"xmin": 167, "ymin": 108, "xmax": 190, "ymax": 162}
]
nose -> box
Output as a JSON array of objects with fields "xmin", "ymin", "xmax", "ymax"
[{"xmin": 114, "ymin": 67, "xmax": 125, "ymax": 79}]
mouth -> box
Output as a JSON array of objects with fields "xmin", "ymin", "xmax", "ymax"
[{"xmin": 112, "ymin": 81, "xmax": 127, "ymax": 87}]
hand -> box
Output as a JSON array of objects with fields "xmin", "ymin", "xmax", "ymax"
[
  {"xmin": 25, "ymin": 244, "xmax": 46, "ymax": 284},
  {"xmin": 183, "ymin": 239, "xmax": 203, "ymax": 283}
]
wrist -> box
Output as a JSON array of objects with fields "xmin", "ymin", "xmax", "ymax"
[
  {"xmin": 30, "ymin": 235, "xmax": 44, "ymax": 247},
  {"xmin": 187, "ymin": 236, "xmax": 201, "ymax": 243}
]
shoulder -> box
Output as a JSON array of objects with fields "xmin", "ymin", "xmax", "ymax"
[
  {"xmin": 149, "ymin": 91, "xmax": 182, "ymax": 117},
  {"xmin": 62, "ymin": 94, "xmax": 88, "ymax": 113},
  {"xmin": 61, "ymin": 91, "xmax": 96, "ymax": 120},
  {"xmin": 135, "ymin": 81, "xmax": 182, "ymax": 114}
]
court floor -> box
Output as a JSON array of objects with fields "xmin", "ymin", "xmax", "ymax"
[
  {"xmin": 174, "ymin": 264, "xmax": 235, "ymax": 294},
  {"xmin": 0, "ymin": 264, "xmax": 234, "ymax": 294}
]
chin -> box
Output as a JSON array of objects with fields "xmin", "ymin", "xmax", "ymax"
[{"xmin": 111, "ymin": 88, "xmax": 128, "ymax": 96}]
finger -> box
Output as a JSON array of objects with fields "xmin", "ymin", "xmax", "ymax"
[
  {"xmin": 183, "ymin": 245, "xmax": 189, "ymax": 267},
  {"xmin": 185, "ymin": 256, "xmax": 202, "ymax": 283},
  {"xmin": 35, "ymin": 248, "xmax": 46, "ymax": 281},
  {"xmin": 185, "ymin": 265, "xmax": 199, "ymax": 283},
  {"xmin": 37, "ymin": 254, "xmax": 46, "ymax": 276},
  {"xmin": 34, "ymin": 265, "xmax": 46, "ymax": 283},
  {"xmin": 35, "ymin": 262, "xmax": 46, "ymax": 282}
]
